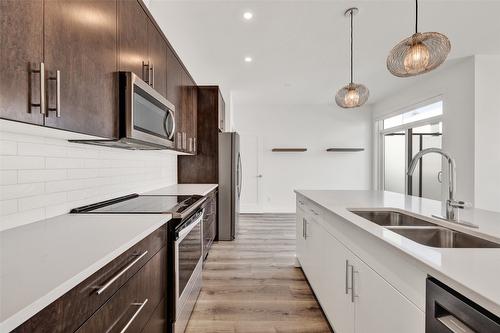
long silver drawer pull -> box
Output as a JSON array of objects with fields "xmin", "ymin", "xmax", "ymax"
[
  {"xmin": 351, "ymin": 265, "xmax": 357, "ymax": 303},
  {"xmin": 345, "ymin": 260, "xmax": 350, "ymax": 294},
  {"xmin": 437, "ymin": 314, "xmax": 475, "ymax": 333},
  {"xmin": 96, "ymin": 251, "xmax": 148, "ymax": 295},
  {"xmin": 119, "ymin": 298, "xmax": 149, "ymax": 333},
  {"xmin": 31, "ymin": 62, "xmax": 46, "ymax": 115}
]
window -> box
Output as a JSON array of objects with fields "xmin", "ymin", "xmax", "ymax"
[
  {"xmin": 379, "ymin": 100, "xmax": 443, "ymax": 200},
  {"xmin": 383, "ymin": 101, "xmax": 443, "ymax": 129}
]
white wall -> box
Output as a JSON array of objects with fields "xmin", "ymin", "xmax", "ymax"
[
  {"xmin": 233, "ymin": 104, "xmax": 372, "ymax": 212},
  {"xmin": 372, "ymin": 57, "xmax": 476, "ymax": 205},
  {"xmin": 0, "ymin": 127, "xmax": 177, "ymax": 231},
  {"xmin": 474, "ymin": 55, "xmax": 500, "ymax": 212}
]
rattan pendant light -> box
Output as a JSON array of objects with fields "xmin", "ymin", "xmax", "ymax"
[
  {"xmin": 387, "ymin": 0, "xmax": 451, "ymax": 77},
  {"xmin": 335, "ymin": 8, "xmax": 369, "ymax": 109}
]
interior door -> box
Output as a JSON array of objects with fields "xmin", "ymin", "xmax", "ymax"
[
  {"xmin": 0, "ymin": 0, "xmax": 44, "ymax": 125},
  {"xmin": 43, "ymin": 0, "xmax": 117, "ymax": 138},
  {"xmin": 239, "ymin": 133, "xmax": 263, "ymax": 212}
]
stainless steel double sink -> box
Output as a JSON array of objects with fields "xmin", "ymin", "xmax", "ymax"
[{"xmin": 350, "ymin": 210, "xmax": 500, "ymax": 248}]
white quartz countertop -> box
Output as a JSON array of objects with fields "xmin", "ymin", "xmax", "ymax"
[
  {"xmin": 0, "ymin": 213, "xmax": 171, "ymax": 332},
  {"xmin": 143, "ymin": 183, "xmax": 218, "ymax": 196},
  {"xmin": 295, "ymin": 190, "xmax": 500, "ymax": 315}
]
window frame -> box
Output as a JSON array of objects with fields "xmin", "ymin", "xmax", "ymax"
[{"xmin": 375, "ymin": 96, "xmax": 443, "ymax": 194}]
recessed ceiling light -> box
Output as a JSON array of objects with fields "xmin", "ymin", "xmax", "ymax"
[
  {"xmin": 244, "ymin": 56, "xmax": 253, "ymax": 63},
  {"xmin": 243, "ymin": 12, "xmax": 253, "ymax": 20}
]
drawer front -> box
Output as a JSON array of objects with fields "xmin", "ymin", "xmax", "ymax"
[
  {"xmin": 203, "ymin": 191, "xmax": 217, "ymax": 258},
  {"xmin": 14, "ymin": 226, "xmax": 167, "ymax": 333},
  {"xmin": 77, "ymin": 246, "xmax": 167, "ymax": 333}
]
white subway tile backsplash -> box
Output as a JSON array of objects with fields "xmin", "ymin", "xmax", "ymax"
[
  {"xmin": 0, "ymin": 141, "xmax": 17, "ymax": 155},
  {"xmin": 0, "ymin": 183, "xmax": 45, "ymax": 200},
  {"xmin": 0, "ymin": 129, "xmax": 177, "ymax": 231},
  {"xmin": 18, "ymin": 142, "xmax": 67, "ymax": 157},
  {"xmin": 0, "ymin": 199, "xmax": 18, "ymax": 216},
  {"xmin": 18, "ymin": 192, "xmax": 68, "ymax": 211},
  {"xmin": 0, "ymin": 156, "xmax": 45, "ymax": 170},
  {"xmin": 45, "ymin": 157, "xmax": 85, "ymax": 169},
  {"xmin": 0, "ymin": 170, "xmax": 18, "ymax": 185},
  {"xmin": 18, "ymin": 169, "xmax": 67, "ymax": 183}
]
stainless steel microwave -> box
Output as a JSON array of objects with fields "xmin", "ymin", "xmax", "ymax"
[{"xmin": 71, "ymin": 72, "xmax": 175, "ymax": 150}]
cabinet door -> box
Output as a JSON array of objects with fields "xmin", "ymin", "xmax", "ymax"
[
  {"xmin": 218, "ymin": 90, "xmax": 225, "ymax": 131},
  {"xmin": 118, "ymin": 0, "xmax": 149, "ymax": 81},
  {"xmin": 0, "ymin": 0, "xmax": 44, "ymax": 125},
  {"xmin": 316, "ymin": 227, "xmax": 355, "ymax": 333},
  {"xmin": 148, "ymin": 21, "xmax": 167, "ymax": 98},
  {"xmin": 303, "ymin": 214, "xmax": 322, "ymax": 290},
  {"xmin": 295, "ymin": 202, "xmax": 307, "ymax": 265},
  {"xmin": 353, "ymin": 255, "xmax": 424, "ymax": 333},
  {"xmin": 43, "ymin": 0, "xmax": 117, "ymax": 138},
  {"xmin": 182, "ymin": 73, "xmax": 197, "ymax": 154},
  {"xmin": 166, "ymin": 46, "xmax": 184, "ymax": 150}
]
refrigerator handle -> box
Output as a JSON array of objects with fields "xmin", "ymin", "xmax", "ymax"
[{"xmin": 237, "ymin": 152, "xmax": 242, "ymax": 198}]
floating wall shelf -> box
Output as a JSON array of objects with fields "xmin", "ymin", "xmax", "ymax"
[
  {"xmin": 272, "ymin": 148, "xmax": 307, "ymax": 152},
  {"xmin": 326, "ymin": 148, "xmax": 364, "ymax": 152}
]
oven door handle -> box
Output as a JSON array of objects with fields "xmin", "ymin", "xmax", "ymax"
[{"xmin": 177, "ymin": 212, "xmax": 204, "ymax": 242}]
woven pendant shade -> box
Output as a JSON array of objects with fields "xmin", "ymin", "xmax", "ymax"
[
  {"xmin": 335, "ymin": 7, "xmax": 369, "ymax": 109},
  {"xmin": 335, "ymin": 83, "xmax": 369, "ymax": 109},
  {"xmin": 387, "ymin": 0, "xmax": 451, "ymax": 77}
]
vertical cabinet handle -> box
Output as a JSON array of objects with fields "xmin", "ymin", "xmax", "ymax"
[
  {"xmin": 142, "ymin": 61, "xmax": 150, "ymax": 83},
  {"xmin": 182, "ymin": 132, "xmax": 187, "ymax": 150},
  {"xmin": 351, "ymin": 265, "xmax": 357, "ymax": 303},
  {"xmin": 345, "ymin": 260, "xmax": 350, "ymax": 294},
  {"xmin": 48, "ymin": 70, "xmax": 61, "ymax": 117},
  {"xmin": 149, "ymin": 65, "xmax": 154, "ymax": 87},
  {"xmin": 119, "ymin": 298, "xmax": 148, "ymax": 333},
  {"xmin": 303, "ymin": 218, "xmax": 308, "ymax": 239},
  {"xmin": 31, "ymin": 62, "xmax": 46, "ymax": 115}
]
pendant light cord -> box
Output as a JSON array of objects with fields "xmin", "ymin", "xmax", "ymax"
[
  {"xmin": 350, "ymin": 9, "xmax": 354, "ymax": 84},
  {"xmin": 415, "ymin": 0, "xmax": 418, "ymax": 34}
]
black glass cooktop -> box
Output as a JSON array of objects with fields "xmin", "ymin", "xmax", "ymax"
[{"xmin": 70, "ymin": 194, "xmax": 204, "ymax": 219}]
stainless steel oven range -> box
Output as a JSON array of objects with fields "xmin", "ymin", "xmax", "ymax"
[{"xmin": 71, "ymin": 194, "xmax": 206, "ymax": 333}]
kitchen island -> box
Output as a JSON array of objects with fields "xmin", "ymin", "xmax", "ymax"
[{"xmin": 295, "ymin": 190, "xmax": 500, "ymax": 333}]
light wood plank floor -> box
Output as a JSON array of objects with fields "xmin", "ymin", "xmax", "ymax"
[{"xmin": 185, "ymin": 213, "xmax": 332, "ymax": 333}]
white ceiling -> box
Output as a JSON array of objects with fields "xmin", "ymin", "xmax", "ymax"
[{"xmin": 150, "ymin": 0, "xmax": 500, "ymax": 106}]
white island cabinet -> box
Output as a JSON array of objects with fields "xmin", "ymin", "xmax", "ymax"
[{"xmin": 296, "ymin": 197, "xmax": 424, "ymax": 333}]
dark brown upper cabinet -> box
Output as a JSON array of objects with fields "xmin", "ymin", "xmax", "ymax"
[
  {"xmin": 118, "ymin": 1, "xmax": 167, "ymax": 98},
  {"xmin": 167, "ymin": 45, "xmax": 185, "ymax": 151},
  {"xmin": 148, "ymin": 22, "xmax": 167, "ymax": 98},
  {"xmin": 1, "ymin": 0, "xmax": 197, "ymax": 148},
  {"xmin": 43, "ymin": 0, "xmax": 118, "ymax": 138},
  {"xmin": 0, "ymin": 0, "xmax": 44, "ymax": 125},
  {"xmin": 118, "ymin": 0, "xmax": 149, "ymax": 81}
]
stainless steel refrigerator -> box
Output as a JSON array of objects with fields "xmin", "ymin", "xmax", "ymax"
[{"xmin": 218, "ymin": 132, "xmax": 241, "ymax": 240}]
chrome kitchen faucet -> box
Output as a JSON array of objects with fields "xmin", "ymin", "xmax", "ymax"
[{"xmin": 407, "ymin": 148, "xmax": 478, "ymax": 228}]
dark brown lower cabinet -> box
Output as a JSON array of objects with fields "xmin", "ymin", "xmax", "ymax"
[
  {"xmin": 13, "ymin": 226, "xmax": 167, "ymax": 333},
  {"xmin": 203, "ymin": 190, "xmax": 217, "ymax": 260},
  {"xmin": 76, "ymin": 247, "xmax": 167, "ymax": 333},
  {"xmin": 141, "ymin": 298, "xmax": 167, "ymax": 333}
]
